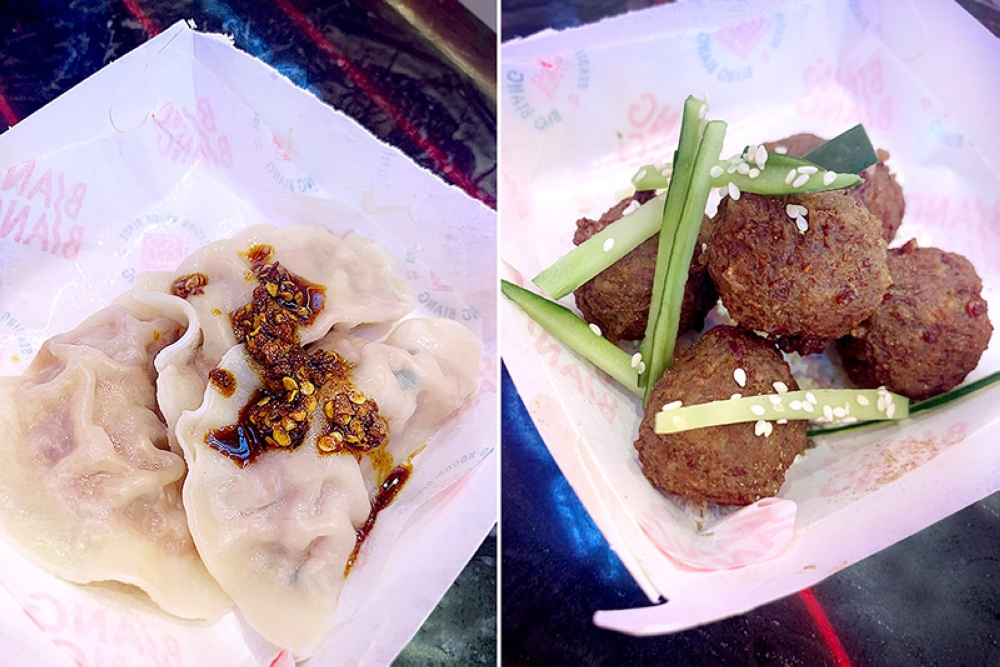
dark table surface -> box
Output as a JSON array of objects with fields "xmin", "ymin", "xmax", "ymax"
[
  {"xmin": 501, "ymin": 1, "xmax": 1000, "ymax": 665},
  {"xmin": 0, "ymin": 1, "xmax": 496, "ymax": 664}
]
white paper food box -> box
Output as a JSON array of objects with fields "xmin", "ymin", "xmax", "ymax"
[
  {"xmin": 0, "ymin": 22, "xmax": 497, "ymax": 664},
  {"xmin": 501, "ymin": 0, "xmax": 1000, "ymax": 634}
]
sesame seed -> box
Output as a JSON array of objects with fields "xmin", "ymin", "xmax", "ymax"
[
  {"xmin": 709, "ymin": 165, "xmax": 724, "ymax": 178},
  {"xmin": 756, "ymin": 145, "xmax": 768, "ymax": 168},
  {"xmin": 727, "ymin": 164, "xmax": 738, "ymax": 174},
  {"xmin": 823, "ymin": 405, "xmax": 834, "ymax": 421},
  {"xmin": 751, "ymin": 405, "xmax": 766, "ymax": 416},
  {"xmin": 806, "ymin": 392, "xmax": 818, "ymax": 404},
  {"xmin": 661, "ymin": 167, "xmax": 673, "ymax": 178},
  {"xmin": 886, "ymin": 402, "xmax": 896, "ymax": 419},
  {"xmin": 754, "ymin": 420, "xmax": 767, "ymax": 436},
  {"xmin": 633, "ymin": 169, "xmax": 647, "ymax": 183},
  {"xmin": 823, "ymin": 171, "xmax": 837, "ymax": 186},
  {"xmin": 697, "ymin": 104, "xmax": 707, "ymax": 120},
  {"xmin": 792, "ymin": 173, "xmax": 810, "ymax": 188},
  {"xmin": 630, "ymin": 352, "xmax": 642, "ymax": 369},
  {"xmin": 673, "ymin": 415, "xmax": 689, "ymax": 429},
  {"xmin": 733, "ymin": 368, "xmax": 747, "ymax": 387},
  {"xmin": 785, "ymin": 169, "xmax": 797, "ymax": 185},
  {"xmin": 785, "ymin": 204, "xmax": 800, "ymax": 219},
  {"xmin": 749, "ymin": 168, "xmax": 760, "ymax": 179},
  {"xmin": 589, "ymin": 323, "xmax": 602, "ymax": 336},
  {"xmin": 623, "ymin": 200, "xmax": 641, "ymax": 216},
  {"xmin": 877, "ymin": 395, "xmax": 887, "ymax": 412},
  {"xmin": 653, "ymin": 160, "xmax": 666, "ymax": 171},
  {"xmin": 789, "ymin": 400, "xmax": 803, "ymax": 410},
  {"xmin": 773, "ymin": 381, "xmax": 788, "ymax": 393},
  {"xmin": 764, "ymin": 422, "xmax": 773, "ymax": 437},
  {"xmin": 802, "ymin": 402, "xmax": 814, "ymax": 412},
  {"xmin": 731, "ymin": 393, "xmax": 742, "ymax": 400},
  {"xmin": 746, "ymin": 145, "xmax": 759, "ymax": 164},
  {"xmin": 662, "ymin": 400, "xmax": 683, "ymax": 411},
  {"xmin": 737, "ymin": 162, "xmax": 750, "ymax": 175},
  {"xmin": 777, "ymin": 419, "xmax": 788, "ymax": 425},
  {"xmin": 797, "ymin": 165, "xmax": 818, "ymax": 175},
  {"xmin": 728, "ymin": 182, "xmax": 742, "ymax": 201},
  {"xmin": 701, "ymin": 242, "xmax": 708, "ymax": 253},
  {"xmin": 796, "ymin": 216, "xmax": 809, "ymax": 233},
  {"xmin": 833, "ymin": 406, "xmax": 847, "ymax": 418},
  {"xmin": 775, "ymin": 145, "xmax": 788, "ymax": 154},
  {"xmin": 768, "ymin": 395, "xmax": 782, "ymax": 405},
  {"xmin": 841, "ymin": 416, "xmax": 859, "ymax": 424},
  {"xmin": 603, "ymin": 238, "xmax": 615, "ymax": 252},
  {"xmin": 637, "ymin": 361, "xmax": 646, "ymax": 374},
  {"xmin": 856, "ymin": 394, "xmax": 870, "ymax": 406}
]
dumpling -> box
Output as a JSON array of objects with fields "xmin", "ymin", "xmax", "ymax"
[
  {"xmin": 313, "ymin": 318, "xmax": 482, "ymax": 475},
  {"xmin": 175, "ymin": 319, "xmax": 480, "ymax": 656},
  {"xmin": 131, "ymin": 224, "xmax": 413, "ymax": 443},
  {"xmin": 0, "ymin": 297, "xmax": 232, "ymax": 620},
  {"xmin": 175, "ymin": 345, "xmax": 369, "ymax": 657}
]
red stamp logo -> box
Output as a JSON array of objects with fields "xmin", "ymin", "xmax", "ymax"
[{"xmin": 140, "ymin": 233, "xmax": 189, "ymax": 271}]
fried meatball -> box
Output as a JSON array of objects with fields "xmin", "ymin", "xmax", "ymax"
[
  {"xmin": 634, "ymin": 326, "xmax": 807, "ymax": 506},
  {"xmin": 854, "ymin": 149, "xmax": 905, "ymax": 243},
  {"xmin": 706, "ymin": 190, "xmax": 891, "ymax": 353},
  {"xmin": 764, "ymin": 134, "xmax": 904, "ymax": 243},
  {"xmin": 837, "ymin": 240, "xmax": 992, "ymax": 400},
  {"xmin": 572, "ymin": 192, "xmax": 718, "ymax": 343}
]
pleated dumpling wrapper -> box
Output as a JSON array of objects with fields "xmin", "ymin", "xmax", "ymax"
[
  {"xmin": 0, "ymin": 295, "xmax": 232, "ymax": 620},
  {"xmin": 175, "ymin": 317, "xmax": 480, "ymax": 658}
]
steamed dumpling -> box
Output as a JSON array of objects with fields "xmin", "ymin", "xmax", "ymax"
[
  {"xmin": 131, "ymin": 224, "xmax": 413, "ymax": 444},
  {"xmin": 176, "ymin": 319, "xmax": 480, "ymax": 657},
  {"xmin": 175, "ymin": 345, "xmax": 369, "ymax": 657},
  {"xmin": 313, "ymin": 318, "xmax": 482, "ymax": 475},
  {"xmin": 0, "ymin": 297, "xmax": 232, "ymax": 620}
]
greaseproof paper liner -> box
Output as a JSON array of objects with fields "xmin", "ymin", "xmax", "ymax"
[
  {"xmin": 501, "ymin": 0, "xmax": 1000, "ymax": 634},
  {"xmin": 0, "ymin": 22, "xmax": 497, "ymax": 664}
]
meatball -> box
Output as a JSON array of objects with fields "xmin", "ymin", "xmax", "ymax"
[
  {"xmin": 837, "ymin": 240, "xmax": 992, "ymax": 400},
  {"xmin": 573, "ymin": 192, "xmax": 718, "ymax": 343},
  {"xmin": 634, "ymin": 326, "xmax": 807, "ymax": 506},
  {"xmin": 854, "ymin": 149, "xmax": 905, "ymax": 243},
  {"xmin": 706, "ymin": 190, "xmax": 891, "ymax": 353},
  {"xmin": 764, "ymin": 134, "xmax": 905, "ymax": 243}
]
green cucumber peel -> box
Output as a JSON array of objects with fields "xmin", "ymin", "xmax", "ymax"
[
  {"xmin": 531, "ymin": 196, "xmax": 664, "ymax": 300},
  {"xmin": 631, "ymin": 152, "xmax": 861, "ymax": 196},
  {"xmin": 501, "ymin": 280, "xmax": 642, "ymax": 396},
  {"xmin": 807, "ymin": 370, "xmax": 1000, "ymax": 438},
  {"xmin": 639, "ymin": 96, "xmax": 707, "ymax": 395},
  {"xmin": 641, "ymin": 119, "xmax": 727, "ymax": 405},
  {"xmin": 803, "ymin": 124, "xmax": 879, "ymax": 174},
  {"xmin": 654, "ymin": 388, "xmax": 909, "ymax": 434}
]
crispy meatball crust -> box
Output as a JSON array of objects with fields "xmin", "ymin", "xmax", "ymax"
[
  {"xmin": 764, "ymin": 134, "xmax": 904, "ymax": 243},
  {"xmin": 706, "ymin": 190, "xmax": 891, "ymax": 346},
  {"xmin": 573, "ymin": 192, "xmax": 717, "ymax": 343},
  {"xmin": 837, "ymin": 240, "xmax": 993, "ymax": 400},
  {"xmin": 634, "ymin": 326, "xmax": 807, "ymax": 506}
]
